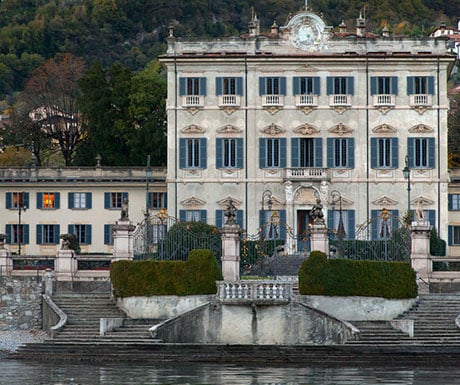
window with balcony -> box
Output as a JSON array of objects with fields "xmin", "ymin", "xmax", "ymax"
[
  {"xmin": 407, "ymin": 138, "xmax": 435, "ymax": 169},
  {"xmin": 370, "ymin": 76, "xmax": 398, "ymax": 106},
  {"xmin": 327, "ymin": 209, "xmax": 355, "ymax": 240},
  {"xmin": 179, "ymin": 77, "xmax": 206, "ymax": 107},
  {"xmin": 371, "ymin": 138, "xmax": 398, "ymax": 169},
  {"xmin": 259, "ymin": 138, "xmax": 286, "ymax": 169},
  {"xmin": 68, "ymin": 192, "xmax": 92, "ymax": 209},
  {"xmin": 327, "ymin": 76, "xmax": 354, "ymax": 106},
  {"xmin": 291, "ymin": 138, "xmax": 322, "ymax": 167},
  {"xmin": 327, "ymin": 138, "xmax": 354, "ymax": 169},
  {"xmin": 5, "ymin": 224, "xmax": 29, "ymax": 245},
  {"xmin": 6, "ymin": 192, "xmax": 29, "ymax": 209},
  {"xmin": 216, "ymin": 77, "xmax": 243, "ymax": 106},
  {"xmin": 68, "ymin": 224, "xmax": 92, "ymax": 245},
  {"xmin": 104, "ymin": 192, "xmax": 128, "ymax": 209},
  {"xmin": 179, "ymin": 210, "xmax": 207, "ymax": 222},
  {"xmin": 259, "ymin": 77, "xmax": 286, "ymax": 106},
  {"xmin": 407, "ymin": 76, "xmax": 434, "ymax": 106},
  {"xmin": 216, "ymin": 138, "xmax": 243, "ymax": 169},
  {"xmin": 148, "ymin": 192, "xmax": 167, "ymax": 209},
  {"xmin": 293, "ymin": 76, "xmax": 320, "ymax": 106},
  {"xmin": 36, "ymin": 224, "xmax": 60, "ymax": 245},
  {"xmin": 37, "ymin": 192, "xmax": 60, "ymax": 209},
  {"xmin": 179, "ymin": 138, "xmax": 207, "ymax": 169}
]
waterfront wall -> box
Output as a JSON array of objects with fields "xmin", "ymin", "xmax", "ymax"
[{"xmin": 0, "ymin": 276, "xmax": 42, "ymax": 330}]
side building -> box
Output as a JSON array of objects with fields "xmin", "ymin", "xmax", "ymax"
[{"xmin": 160, "ymin": 9, "xmax": 455, "ymax": 254}]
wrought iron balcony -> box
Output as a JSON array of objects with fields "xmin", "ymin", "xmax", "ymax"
[{"xmin": 285, "ymin": 168, "xmax": 328, "ymax": 180}]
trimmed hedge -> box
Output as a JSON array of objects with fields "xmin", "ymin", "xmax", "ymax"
[
  {"xmin": 110, "ymin": 249, "xmax": 222, "ymax": 297},
  {"xmin": 299, "ymin": 251, "xmax": 417, "ymax": 299}
]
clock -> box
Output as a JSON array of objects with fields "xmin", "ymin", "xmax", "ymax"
[{"xmin": 287, "ymin": 12, "xmax": 328, "ymax": 51}]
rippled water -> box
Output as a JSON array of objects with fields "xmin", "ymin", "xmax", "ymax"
[{"xmin": 0, "ymin": 360, "xmax": 459, "ymax": 385}]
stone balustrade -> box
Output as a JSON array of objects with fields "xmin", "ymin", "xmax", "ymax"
[{"xmin": 217, "ymin": 280, "xmax": 293, "ymax": 303}]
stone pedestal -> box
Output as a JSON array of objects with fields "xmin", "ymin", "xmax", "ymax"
[
  {"xmin": 0, "ymin": 247, "xmax": 12, "ymax": 276},
  {"xmin": 55, "ymin": 249, "xmax": 77, "ymax": 281},
  {"xmin": 410, "ymin": 221, "xmax": 432, "ymax": 294},
  {"xmin": 310, "ymin": 223, "xmax": 329, "ymax": 255},
  {"xmin": 113, "ymin": 220, "xmax": 136, "ymax": 261},
  {"xmin": 221, "ymin": 224, "xmax": 241, "ymax": 281},
  {"xmin": 44, "ymin": 268, "xmax": 55, "ymax": 295}
]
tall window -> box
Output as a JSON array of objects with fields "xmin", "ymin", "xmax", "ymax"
[
  {"xmin": 69, "ymin": 192, "xmax": 91, "ymax": 209},
  {"xmin": 449, "ymin": 226, "xmax": 460, "ymax": 245},
  {"xmin": 223, "ymin": 78, "xmax": 236, "ymax": 94},
  {"xmin": 407, "ymin": 76, "xmax": 434, "ymax": 95},
  {"xmin": 408, "ymin": 138, "xmax": 435, "ymax": 169},
  {"xmin": 104, "ymin": 192, "xmax": 128, "ymax": 209},
  {"xmin": 327, "ymin": 210, "xmax": 355, "ymax": 240},
  {"xmin": 6, "ymin": 224, "xmax": 29, "ymax": 244},
  {"xmin": 43, "ymin": 193, "xmax": 55, "ymax": 208},
  {"xmin": 148, "ymin": 192, "xmax": 167, "ymax": 209},
  {"xmin": 69, "ymin": 224, "xmax": 91, "ymax": 245},
  {"xmin": 216, "ymin": 138, "xmax": 243, "ymax": 169},
  {"xmin": 292, "ymin": 138, "xmax": 322, "ymax": 168},
  {"xmin": 36, "ymin": 224, "xmax": 60, "ymax": 245},
  {"xmin": 37, "ymin": 192, "xmax": 60, "ymax": 209},
  {"xmin": 449, "ymin": 194, "xmax": 460, "ymax": 211},
  {"xmin": 180, "ymin": 138, "xmax": 207, "ymax": 169},
  {"xmin": 179, "ymin": 210, "xmax": 206, "ymax": 222},
  {"xmin": 259, "ymin": 77, "xmax": 286, "ymax": 95},
  {"xmin": 371, "ymin": 138, "xmax": 398, "ymax": 169},
  {"xmin": 327, "ymin": 77, "xmax": 354, "ymax": 95},
  {"xmin": 6, "ymin": 192, "xmax": 29, "ymax": 209},
  {"xmin": 327, "ymin": 138, "xmax": 354, "ymax": 168},
  {"xmin": 293, "ymin": 77, "xmax": 320, "ymax": 95},
  {"xmin": 260, "ymin": 138, "xmax": 286, "ymax": 169},
  {"xmin": 179, "ymin": 77, "xmax": 206, "ymax": 96}
]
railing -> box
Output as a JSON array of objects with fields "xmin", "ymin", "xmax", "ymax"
[
  {"xmin": 217, "ymin": 280, "xmax": 293, "ymax": 303},
  {"xmin": 329, "ymin": 94, "xmax": 351, "ymax": 106},
  {"xmin": 182, "ymin": 95, "xmax": 204, "ymax": 107},
  {"xmin": 285, "ymin": 168, "xmax": 328, "ymax": 180},
  {"xmin": 410, "ymin": 94, "xmax": 432, "ymax": 106},
  {"xmin": 218, "ymin": 95, "xmax": 240, "ymax": 106},
  {"xmin": 373, "ymin": 94, "xmax": 395, "ymax": 106},
  {"xmin": 295, "ymin": 94, "xmax": 318, "ymax": 106},
  {"xmin": 262, "ymin": 95, "xmax": 284, "ymax": 106}
]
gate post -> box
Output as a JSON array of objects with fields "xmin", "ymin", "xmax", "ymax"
[
  {"xmin": 221, "ymin": 200, "xmax": 240, "ymax": 281},
  {"xmin": 310, "ymin": 199, "xmax": 329, "ymax": 255},
  {"xmin": 410, "ymin": 218, "xmax": 432, "ymax": 294},
  {"xmin": 55, "ymin": 234, "xmax": 77, "ymax": 281},
  {"xmin": 0, "ymin": 234, "xmax": 12, "ymax": 275}
]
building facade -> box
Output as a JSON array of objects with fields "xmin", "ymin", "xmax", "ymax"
[{"xmin": 161, "ymin": 9, "xmax": 454, "ymax": 254}]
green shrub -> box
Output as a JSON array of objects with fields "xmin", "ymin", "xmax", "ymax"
[
  {"xmin": 298, "ymin": 250, "xmax": 417, "ymax": 299},
  {"xmin": 110, "ymin": 249, "xmax": 222, "ymax": 297}
]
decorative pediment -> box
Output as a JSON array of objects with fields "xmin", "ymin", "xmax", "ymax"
[
  {"xmin": 217, "ymin": 124, "xmax": 242, "ymax": 134},
  {"xmin": 293, "ymin": 123, "xmax": 320, "ymax": 135},
  {"xmin": 261, "ymin": 123, "xmax": 285, "ymax": 136},
  {"xmin": 412, "ymin": 196, "xmax": 435, "ymax": 206},
  {"xmin": 328, "ymin": 123, "xmax": 353, "ymax": 136},
  {"xmin": 372, "ymin": 196, "xmax": 398, "ymax": 207},
  {"xmin": 409, "ymin": 124, "xmax": 433, "ymax": 133},
  {"xmin": 180, "ymin": 196, "xmax": 206, "ymax": 207},
  {"xmin": 180, "ymin": 124, "xmax": 205, "ymax": 134},
  {"xmin": 217, "ymin": 196, "xmax": 243, "ymax": 208},
  {"xmin": 372, "ymin": 124, "xmax": 397, "ymax": 133}
]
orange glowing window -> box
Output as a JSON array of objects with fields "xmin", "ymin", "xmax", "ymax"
[{"xmin": 43, "ymin": 193, "xmax": 55, "ymax": 208}]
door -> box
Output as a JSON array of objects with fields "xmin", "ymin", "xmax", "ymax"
[{"xmin": 297, "ymin": 209, "xmax": 311, "ymax": 253}]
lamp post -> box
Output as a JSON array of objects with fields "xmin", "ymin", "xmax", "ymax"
[
  {"xmin": 402, "ymin": 155, "xmax": 411, "ymax": 215},
  {"xmin": 17, "ymin": 193, "xmax": 27, "ymax": 255},
  {"xmin": 330, "ymin": 190, "xmax": 345, "ymax": 240},
  {"xmin": 144, "ymin": 155, "xmax": 152, "ymax": 257}
]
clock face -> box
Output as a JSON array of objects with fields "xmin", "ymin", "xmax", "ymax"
[{"xmin": 287, "ymin": 13, "xmax": 327, "ymax": 51}]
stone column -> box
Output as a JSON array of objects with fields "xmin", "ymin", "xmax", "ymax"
[
  {"xmin": 284, "ymin": 181, "xmax": 295, "ymax": 255},
  {"xmin": 43, "ymin": 268, "xmax": 55, "ymax": 296},
  {"xmin": 55, "ymin": 249, "xmax": 77, "ymax": 281},
  {"xmin": 410, "ymin": 220, "xmax": 432, "ymax": 294},
  {"xmin": 221, "ymin": 224, "xmax": 241, "ymax": 281},
  {"xmin": 0, "ymin": 234, "xmax": 12, "ymax": 276},
  {"xmin": 310, "ymin": 223, "xmax": 329, "ymax": 255},
  {"xmin": 112, "ymin": 220, "xmax": 136, "ymax": 261}
]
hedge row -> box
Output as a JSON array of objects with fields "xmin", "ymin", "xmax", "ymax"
[
  {"xmin": 299, "ymin": 251, "xmax": 417, "ymax": 299},
  {"xmin": 110, "ymin": 249, "xmax": 222, "ymax": 297}
]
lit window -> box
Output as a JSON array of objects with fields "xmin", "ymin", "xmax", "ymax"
[{"xmin": 43, "ymin": 193, "xmax": 55, "ymax": 209}]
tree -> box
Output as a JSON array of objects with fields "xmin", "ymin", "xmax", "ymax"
[{"xmin": 22, "ymin": 53, "xmax": 87, "ymax": 166}]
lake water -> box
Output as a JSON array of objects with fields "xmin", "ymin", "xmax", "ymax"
[{"xmin": 1, "ymin": 360, "xmax": 459, "ymax": 384}]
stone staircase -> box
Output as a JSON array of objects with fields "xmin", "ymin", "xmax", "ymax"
[{"xmin": 347, "ymin": 293, "xmax": 460, "ymax": 346}]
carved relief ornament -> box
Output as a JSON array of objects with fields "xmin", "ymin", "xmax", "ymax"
[
  {"xmin": 180, "ymin": 124, "xmax": 205, "ymax": 134},
  {"xmin": 328, "ymin": 123, "xmax": 353, "ymax": 136},
  {"xmin": 372, "ymin": 124, "xmax": 397, "ymax": 133},
  {"xmin": 293, "ymin": 123, "xmax": 320, "ymax": 135},
  {"xmin": 180, "ymin": 196, "xmax": 206, "ymax": 207},
  {"xmin": 261, "ymin": 123, "xmax": 285, "ymax": 136}
]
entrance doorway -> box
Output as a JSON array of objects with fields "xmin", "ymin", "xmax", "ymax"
[{"xmin": 297, "ymin": 209, "xmax": 312, "ymax": 253}]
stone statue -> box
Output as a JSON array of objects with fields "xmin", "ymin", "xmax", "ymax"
[
  {"xmin": 415, "ymin": 201, "xmax": 425, "ymax": 222},
  {"xmin": 120, "ymin": 198, "xmax": 129, "ymax": 220},
  {"xmin": 311, "ymin": 198, "xmax": 324, "ymax": 224},
  {"xmin": 224, "ymin": 199, "xmax": 237, "ymax": 226},
  {"xmin": 60, "ymin": 234, "xmax": 71, "ymax": 250}
]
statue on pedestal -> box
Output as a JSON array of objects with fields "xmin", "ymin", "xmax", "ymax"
[
  {"xmin": 224, "ymin": 199, "xmax": 237, "ymax": 226},
  {"xmin": 415, "ymin": 201, "xmax": 425, "ymax": 222},
  {"xmin": 311, "ymin": 198, "xmax": 325, "ymax": 224},
  {"xmin": 120, "ymin": 198, "xmax": 129, "ymax": 221}
]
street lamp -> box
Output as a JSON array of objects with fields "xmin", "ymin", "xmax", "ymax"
[
  {"xmin": 402, "ymin": 155, "xmax": 411, "ymax": 215},
  {"xmin": 330, "ymin": 190, "xmax": 346, "ymax": 240},
  {"xmin": 145, "ymin": 154, "xmax": 152, "ymax": 211},
  {"xmin": 17, "ymin": 192, "xmax": 27, "ymax": 255}
]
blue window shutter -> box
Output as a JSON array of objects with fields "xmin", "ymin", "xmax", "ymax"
[
  {"xmin": 391, "ymin": 138, "xmax": 399, "ymax": 168},
  {"xmin": 216, "ymin": 210, "xmax": 223, "ymax": 228},
  {"xmin": 104, "ymin": 193, "xmax": 110, "ymax": 209},
  {"xmin": 428, "ymin": 138, "xmax": 435, "ymax": 168},
  {"xmin": 36, "ymin": 225, "xmax": 42, "ymax": 244},
  {"xmin": 448, "ymin": 225, "xmax": 453, "ymax": 245},
  {"xmin": 104, "ymin": 225, "xmax": 111, "ymax": 245},
  {"xmin": 86, "ymin": 225, "xmax": 92, "ymax": 245},
  {"xmin": 86, "ymin": 193, "xmax": 92, "ymax": 209},
  {"xmin": 291, "ymin": 138, "xmax": 299, "ymax": 167},
  {"xmin": 315, "ymin": 138, "xmax": 323, "ymax": 167},
  {"xmin": 370, "ymin": 77, "xmax": 377, "ymax": 95},
  {"xmin": 391, "ymin": 76, "xmax": 398, "ymax": 95},
  {"xmin": 200, "ymin": 210, "xmax": 207, "ymax": 222},
  {"xmin": 348, "ymin": 210, "xmax": 355, "ymax": 239},
  {"xmin": 259, "ymin": 77, "xmax": 266, "ymax": 95},
  {"xmin": 68, "ymin": 224, "xmax": 74, "ymax": 234},
  {"xmin": 427, "ymin": 210, "xmax": 435, "ymax": 227},
  {"xmin": 215, "ymin": 77, "xmax": 222, "ymax": 95},
  {"xmin": 449, "ymin": 194, "xmax": 453, "ymax": 210},
  {"xmin": 236, "ymin": 210, "xmax": 243, "ymax": 228},
  {"xmin": 326, "ymin": 77, "xmax": 333, "ymax": 95},
  {"xmin": 24, "ymin": 193, "xmax": 29, "ymax": 209},
  {"xmin": 164, "ymin": 193, "xmax": 168, "ymax": 209},
  {"xmin": 391, "ymin": 210, "xmax": 399, "ymax": 232},
  {"xmin": 179, "ymin": 210, "xmax": 186, "ymax": 222},
  {"xmin": 279, "ymin": 138, "xmax": 287, "ymax": 168},
  {"xmin": 23, "ymin": 225, "xmax": 29, "ymax": 244},
  {"xmin": 68, "ymin": 193, "xmax": 74, "ymax": 209},
  {"xmin": 54, "ymin": 192, "xmax": 60, "ymax": 209},
  {"xmin": 293, "ymin": 77, "xmax": 300, "ymax": 95},
  {"xmin": 347, "ymin": 77, "xmax": 354, "ymax": 95},
  {"xmin": 348, "ymin": 138, "xmax": 355, "ymax": 169},
  {"xmin": 179, "ymin": 138, "xmax": 186, "ymax": 169},
  {"xmin": 407, "ymin": 76, "xmax": 414, "ymax": 95},
  {"xmin": 371, "ymin": 210, "xmax": 378, "ymax": 240},
  {"xmin": 200, "ymin": 138, "xmax": 207, "ymax": 169},
  {"xmin": 216, "ymin": 139, "xmax": 223, "ymax": 169},
  {"xmin": 279, "ymin": 210, "xmax": 287, "ymax": 239},
  {"xmin": 313, "ymin": 77, "xmax": 320, "ymax": 95},
  {"xmin": 280, "ymin": 77, "xmax": 286, "ymax": 95},
  {"xmin": 428, "ymin": 76, "xmax": 435, "ymax": 95},
  {"xmin": 5, "ymin": 224, "xmax": 11, "ymax": 243},
  {"xmin": 122, "ymin": 192, "xmax": 128, "ymax": 202},
  {"xmin": 259, "ymin": 210, "xmax": 264, "ymax": 228},
  {"xmin": 259, "ymin": 138, "xmax": 266, "ymax": 168},
  {"xmin": 327, "ymin": 210, "xmax": 334, "ymax": 231},
  {"xmin": 236, "ymin": 77, "xmax": 243, "ymax": 96},
  {"xmin": 327, "ymin": 138, "xmax": 333, "ymax": 168},
  {"xmin": 179, "ymin": 78, "xmax": 186, "ymax": 96},
  {"xmin": 236, "ymin": 138, "xmax": 243, "ymax": 168},
  {"xmin": 6, "ymin": 192, "xmax": 12, "ymax": 209},
  {"xmin": 53, "ymin": 225, "xmax": 60, "ymax": 244},
  {"xmin": 407, "ymin": 138, "xmax": 415, "ymax": 168},
  {"xmin": 37, "ymin": 192, "xmax": 43, "ymax": 209},
  {"xmin": 371, "ymin": 138, "xmax": 377, "ymax": 168},
  {"xmin": 199, "ymin": 77, "xmax": 206, "ymax": 96}
]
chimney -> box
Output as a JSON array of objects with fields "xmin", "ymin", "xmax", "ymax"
[
  {"xmin": 356, "ymin": 12, "xmax": 366, "ymax": 36},
  {"xmin": 248, "ymin": 7, "xmax": 260, "ymax": 37},
  {"xmin": 270, "ymin": 20, "xmax": 279, "ymax": 36},
  {"xmin": 339, "ymin": 20, "xmax": 347, "ymax": 33},
  {"xmin": 381, "ymin": 25, "xmax": 390, "ymax": 38}
]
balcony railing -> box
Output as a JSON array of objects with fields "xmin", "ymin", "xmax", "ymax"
[
  {"xmin": 218, "ymin": 95, "xmax": 241, "ymax": 107},
  {"xmin": 295, "ymin": 94, "xmax": 318, "ymax": 107},
  {"xmin": 329, "ymin": 94, "xmax": 352, "ymax": 106},
  {"xmin": 217, "ymin": 280, "xmax": 293, "ymax": 303},
  {"xmin": 373, "ymin": 94, "xmax": 396, "ymax": 106},
  {"xmin": 410, "ymin": 94, "xmax": 432, "ymax": 107},
  {"xmin": 182, "ymin": 95, "xmax": 204, "ymax": 107},
  {"xmin": 262, "ymin": 95, "xmax": 284, "ymax": 107},
  {"xmin": 285, "ymin": 168, "xmax": 328, "ymax": 180}
]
